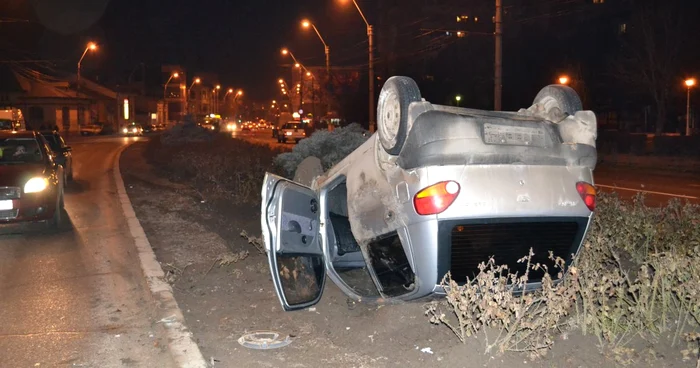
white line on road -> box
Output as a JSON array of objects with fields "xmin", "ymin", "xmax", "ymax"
[
  {"xmin": 114, "ymin": 144, "xmax": 208, "ymax": 368},
  {"xmin": 596, "ymin": 184, "xmax": 699, "ymax": 199}
]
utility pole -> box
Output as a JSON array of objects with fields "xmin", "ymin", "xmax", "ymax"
[
  {"xmin": 368, "ymin": 25, "xmax": 375, "ymax": 132},
  {"xmin": 325, "ymin": 45, "xmax": 331, "ymax": 117},
  {"xmin": 494, "ymin": 0, "xmax": 503, "ymax": 111}
]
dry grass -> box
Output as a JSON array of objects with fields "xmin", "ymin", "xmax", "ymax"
[{"xmin": 426, "ymin": 193, "xmax": 700, "ymax": 363}]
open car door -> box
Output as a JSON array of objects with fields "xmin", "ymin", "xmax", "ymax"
[{"xmin": 261, "ymin": 173, "xmax": 325, "ymax": 311}]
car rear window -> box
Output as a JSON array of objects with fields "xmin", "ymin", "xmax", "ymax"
[
  {"xmin": 283, "ymin": 123, "xmax": 301, "ymax": 129},
  {"xmin": 0, "ymin": 137, "xmax": 43, "ymax": 164},
  {"xmin": 41, "ymin": 134, "xmax": 61, "ymax": 151}
]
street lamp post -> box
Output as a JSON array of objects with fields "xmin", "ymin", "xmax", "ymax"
[
  {"xmin": 215, "ymin": 85, "xmax": 221, "ymax": 113},
  {"xmin": 77, "ymin": 42, "xmax": 97, "ymax": 93},
  {"xmin": 188, "ymin": 78, "xmax": 201, "ymax": 114},
  {"xmin": 342, "ymin": 0, "xmax": 375, "ymax": 132},
  {"xmin": 558, "ymin": 75, "xmax": 570, "ymax": 85},
  {"xmin": 281, "ymin": 49, "xmax": 305, "ymax": 113},
  {"xmin": 163, "ymin": 72, "xmax": 179, "ymax": 124},
  {"xmin": 455, "ymin": 95, "xmax": 462, "ymax": 107},
  {"xmin": 302, "ymin": 20, "xmax": 332, "ymax": 120},
  {"xmin": 685, "ymin": 78, "xmax": 696, "ymax": 136}
]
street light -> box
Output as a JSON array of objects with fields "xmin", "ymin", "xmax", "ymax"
[
  {"xmin": 302, "ymin": 19, "xmax": 332, "ymax": 118},
  {"xmin": 340, "ymin": 0, "xmax": 375, "ymax": 132},
  {"xmin": 685, "ymin": 78, "xmax": 696, "ymax": 136},
  {"xmin": 186, "ymin": 77, "xmax": 201, "ymax": 114},
  {"xmin": 558, "ymin": 75, "xmax": 570, "ymax": 85},
  {"xmin": 163, "ymin": 72, "xmax": 179, "ymax": 99},
  {"xmin": 455, "ymin": 95, "xmax": 462, "ymax": 106},
  {"xmin": 77, "ymin": 42, "xmax": 98, "ymax": 91}
]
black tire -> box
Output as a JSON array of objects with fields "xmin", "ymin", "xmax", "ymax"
[
  {"xmin": 46, "ymin": 187, "xmax": 64, "ymax": 230},
  {"xmin": 295, "ymin": 139, "xmax": 300, "ymax": 144},
  {"xmin": 532, "ymin": 85, "xmax": 582, "ymax": 119},
  {"xmin": 377, "ymin": 76, "xmax": 422, "ymax": 155}
]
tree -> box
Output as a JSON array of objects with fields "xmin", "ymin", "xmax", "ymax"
[{"xmin": 611, "ymin": 0, "xmax": 688, "ymax": 134}]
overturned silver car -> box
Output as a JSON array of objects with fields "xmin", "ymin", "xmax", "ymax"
[{"xmin": 261, "ymin": 76, "xmax": 598, "ymax": 311}]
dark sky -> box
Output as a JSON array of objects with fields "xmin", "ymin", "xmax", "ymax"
[{"xmin": 1, "ymin": 0, "xmax": 374, "ymax": 101}]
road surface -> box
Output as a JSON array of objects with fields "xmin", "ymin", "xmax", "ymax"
[
  {"xmin": 0, "ymin": 136, "xmax": 175, "ymax": 367},
  {"xmin": 233, "ymin": 128, "xmax": 700, "ymax": 207}
]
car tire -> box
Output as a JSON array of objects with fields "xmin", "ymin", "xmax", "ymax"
[
  {"xmin": 532, "ymin": 85, "xmax": 582, "ymax": 121},
  {"xmin": 377, "ymin": 76, "xmax": 422, "ymax": 155},
  {"xmin": 46, "ymin": 187, "xmax": 65, "ymax": 230},
  {"xmin": 295, "ymin": 139, "xmax": 300, "ymax": 144}
]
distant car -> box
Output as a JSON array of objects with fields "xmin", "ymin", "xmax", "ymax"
[
  {"xmin": 39, "ymin": 130, "xmax": 73, "ymax": 182},
  {"xmin": 0, "ymin": 130, "xmax": 65, "ymax": 229},
  {"xmin": 80, "ymin": 123, "xmax": 104, "ymax": 135},
  {"xmin": 277, "ymin": 122, "xmax": 306, "ymax": 143},
  {"xmin": 261, "ymin": 76, "xmax": 598, "ymax": 311},
  {"xmin": 123, "ymin": 123, "xmax": 144, "ymax": 136}
]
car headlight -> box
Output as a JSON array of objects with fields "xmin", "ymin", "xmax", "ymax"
[
  {"xmin": 25, "ymin": 177, "xmax": 49, "ymax": 193},
  {"xmin": 123, "ymin": 128, "xmax": 128, "ymax": 133}
]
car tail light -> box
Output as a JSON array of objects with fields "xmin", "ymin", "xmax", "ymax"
[
  {"xmin": 576, "ymin": 182, "xmax": 596, "ymax": 211},
  {"xmin": 414, "ymin": 181, "xmax": 461, "ymax": 215}
]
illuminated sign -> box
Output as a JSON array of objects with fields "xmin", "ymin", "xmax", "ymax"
[{"xmin": 123, "ymin": 99, "xmax": 130, "ymax": 120}]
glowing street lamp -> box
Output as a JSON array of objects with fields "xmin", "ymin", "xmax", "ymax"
[
  {"xmin": 558, "ymin": 75, "xmax": 570, "ymax": 85},
  {"xmin": 188, "ymin": 77, "xmax": 201, "ymax": 92},
  {"xmin": 685, "ymin": 78, "xmax": 696, "ymax": 136},
  {"xmin": 302, "ymin": 19, "xmax": 332, "ymax": 118},
  {"xmin": 455, "ymin": 95, "xmax": 462, "ymax": 106},
  {"xmin": 163, "ymin": 72, "xmax": 179, "ymax": 99},
  {"xmin": 77, "ymin": 42, "xmax": 98, "ymax": 90}
]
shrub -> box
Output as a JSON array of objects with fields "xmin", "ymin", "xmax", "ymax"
[
  {"xmin": 426, "ymin": 193, "xmax": 700, "ymax": 360},
  {"xmin": 145, "ymin": 133, "xmax": 284, "ymax": 204},
  {"xmin": 273, "ymin": 123, "xmax": 370, "ymax": 178}
]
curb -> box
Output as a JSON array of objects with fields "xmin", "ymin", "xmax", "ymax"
[{"xmin": 113, "ymin": 144, "xmax": 209, "ymax": 368}]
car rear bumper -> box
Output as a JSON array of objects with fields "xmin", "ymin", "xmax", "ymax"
[{"xmin": 401, "ymin": 214, "xmax": 592, "ymax": 300}]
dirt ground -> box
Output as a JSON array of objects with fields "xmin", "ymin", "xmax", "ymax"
[{"xmin": 119, "ymin": 141, "xmax": 693, "ymax": 368}]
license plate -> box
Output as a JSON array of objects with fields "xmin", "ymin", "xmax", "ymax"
[
  {"xmin": 483, "ymin": 123, "xmax": 546, "ymax": 147},
  {"xmin": 0, "ymin": 200, "xmax": 13, "ymax": 210}
]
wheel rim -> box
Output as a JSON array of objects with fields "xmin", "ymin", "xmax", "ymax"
[{"xmin": 379, "ymin": 89, "xmax": 400, "ymax": 146}]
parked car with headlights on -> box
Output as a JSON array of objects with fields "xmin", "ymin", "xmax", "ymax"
[
  {"xmin": 0, "ymin": 130, "xmax": 65, "ymax": 229},
  {"xmin": 261, "ymin": 76, "xmax": 599, "ymax": 311}
]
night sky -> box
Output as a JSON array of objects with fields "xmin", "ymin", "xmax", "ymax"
[{"xmin": 1, "ymin": 0, "xmax": 374, "ymax": 100}]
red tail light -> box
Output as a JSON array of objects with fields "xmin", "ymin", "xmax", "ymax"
[
  {"xmin": 414, "ymin": 181, "xmax": 461, "ymax": 215},
  {"xmin": 576, "ymin": 182, "xmax": 596, "ymax": 211}
]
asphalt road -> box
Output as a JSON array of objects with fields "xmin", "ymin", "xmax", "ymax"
[
  {"xmin": 0, "ymin": 136, "xmax": 174, "ymax": 367},
  {"xmin": 233, "ymin": 128, "xmax": 700, "ymax": 207}
]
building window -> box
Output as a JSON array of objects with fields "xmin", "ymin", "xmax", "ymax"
[
  {"xmin": 619, "ymin": 23, "xmax": 627, "ymax": 33},
  {"xmin": 593, "ymin": 0, "xmax": 604, "ymax": 3}
]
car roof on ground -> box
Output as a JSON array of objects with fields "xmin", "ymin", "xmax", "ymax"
[{"xmin": 0, "ymin": 130, "xmax": 37, "ymax": 139}]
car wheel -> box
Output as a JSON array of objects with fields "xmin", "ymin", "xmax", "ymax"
[
  {"xmin": 295, "ymin": 139, "xmax": 300, "ymax": 144},
  {"xmin": 47, "ymin": 187, "xmax": 65, "ymax": 230},
  {"xmin": 377, "ymin": 76, "xmax": 422, "ymax": 155},
  {"xmin": 532, "ymin": 85, "xmax": 582, "ymax": 122}
]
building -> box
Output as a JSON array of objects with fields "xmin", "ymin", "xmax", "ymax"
[{"xmin": 0, "ymin": 64, "xmax": 121, "ymax": 134}]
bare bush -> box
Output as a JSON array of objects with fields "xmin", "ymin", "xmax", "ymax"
[
  {"xmin": 161, "ymin": 118, "xmax": 216, "ymax": 145},
  {"xmin": 145, "ymin": 136, "xmax": 284, "ymax": 204},
  {"xmin": 274, "ymin": 123, "xmax": 369, "ymax": 178},
  {"xmin": 426, "ymin": 193, "xmax": 700, "ymax": 360}
]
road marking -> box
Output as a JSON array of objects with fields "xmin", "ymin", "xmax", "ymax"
[
  {"xmin": 596, "ymin": 184, "xmax": 699, "ymax": 199},
  {"xmin": 114, "ymin": 144, "xmax": 207, "ymax": 368}
]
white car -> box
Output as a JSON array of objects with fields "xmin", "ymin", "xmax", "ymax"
[{"xmin": 277, "ymin": 122, "xmax": 306, "ymax": 143}]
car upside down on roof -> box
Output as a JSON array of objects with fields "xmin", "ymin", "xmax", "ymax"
[{"xmin": 261, "ymin": 76, "xmax": 598, "ymax": 311}]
